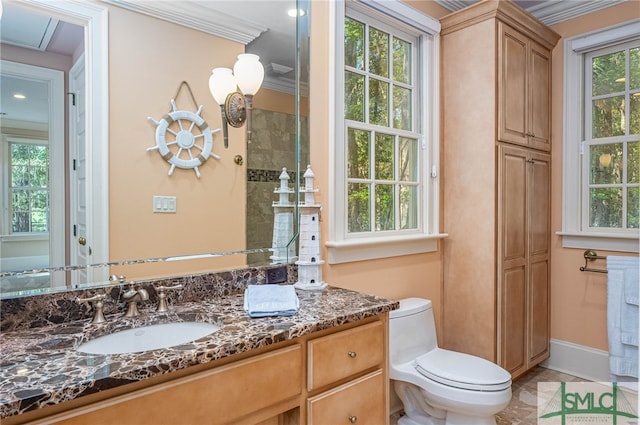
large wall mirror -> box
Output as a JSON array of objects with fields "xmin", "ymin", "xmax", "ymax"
[{"xmin": 0, "ymin": 0, "xmax": 310, "ymax": 298}]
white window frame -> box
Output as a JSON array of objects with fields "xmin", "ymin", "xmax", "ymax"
[
  {"xmin": 1, "ymin": 136, "xmax": 53, "ymax": 238},
  {"xmin": 559, "ymin": 19, "xmax": 640, "ymax": 253},
  {"xmin": 326, "ymin": 0, "xmax": 445, "ymax": 264}
]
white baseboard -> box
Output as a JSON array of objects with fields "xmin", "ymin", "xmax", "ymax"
[{"xmin": 541, "ymin": 338, "xmax": 610, "ymax": 382}]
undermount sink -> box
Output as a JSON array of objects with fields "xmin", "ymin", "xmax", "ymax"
[{"xmin": 77, "ymin": 322, "xmax": 221, "ymax": 355}]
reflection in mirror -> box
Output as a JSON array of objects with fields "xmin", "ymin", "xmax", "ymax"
[{"xmin": 0, "ymin": 0, "xmax": 309, "ymax": 298}]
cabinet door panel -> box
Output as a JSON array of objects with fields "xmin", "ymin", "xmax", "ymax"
[
  {"xmin": 530, "ymin": 154, "xmax": 550, "ymax": 256},
  {"xmin": 530, "ymin": 258, "xmax": 550, "ymax": 362},
  {"xmin": 500, "ymin": 266, "xmax": 526, "ymax": 374},
  {"xmin": 498, "ymin": 24, "xmax": 528, "ymax": 146},
  {"xmin": 529, "ymin": 44, "xmax": 552, "ymax": 151},
  {"xmin": 500, "ymin": 147, "xmax": 527, "ymax": 265},
  {"xmin": 307, "ymin": 370, "xmax": 385, "ymax": 425}
]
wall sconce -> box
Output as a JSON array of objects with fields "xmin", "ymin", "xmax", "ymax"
[
  {"xmin": 599, "ymin": 153, "xmax": 612, "ymax": 168},
  {"xmin": 208, "ymin": 53, "xmax": 264, "ymax": 148}
]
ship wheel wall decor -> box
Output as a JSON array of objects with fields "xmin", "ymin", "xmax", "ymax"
[{"xmin": 148, "ymin": 99, "xmax": 222, "ymax": 178}]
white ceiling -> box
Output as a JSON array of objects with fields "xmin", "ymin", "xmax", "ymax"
[{"xmin": 0, "ymin": 3, "xmax": 84, "ymax": 123}]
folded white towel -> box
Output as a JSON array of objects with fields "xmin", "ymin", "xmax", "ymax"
[
  {"xmin": 244, "ymin": 284, "xmax": 299, "ymax": 318},
  {"xmin": 607, "ymin": 255, "xmax": 639, "ymax": 380}
]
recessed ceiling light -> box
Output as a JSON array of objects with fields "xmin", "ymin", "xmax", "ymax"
[
  {"xmin": 13, "ymin": 93, "xmax": 26, "ymax": 100},
  {"xmin": 287, "ymin": 8, "xmax": 305, "ymax": 17}
]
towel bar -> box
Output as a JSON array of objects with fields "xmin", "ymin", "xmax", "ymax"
[{"xmin": 579, "ymin": 249, "xmax": 608, "ymax": 274}]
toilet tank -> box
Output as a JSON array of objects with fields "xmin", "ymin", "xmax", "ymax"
[{"xmin": 389, "ymin": 298, "xmax": 438, "ymax": 366}]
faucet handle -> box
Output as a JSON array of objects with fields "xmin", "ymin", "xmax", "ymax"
[
  {"xmin": 155, "ymin": 284, "xmax": 183, "ymax": 312},
  {"xmin": 75, "ymin": 293, "xmax": 107, "ymax": 324}
]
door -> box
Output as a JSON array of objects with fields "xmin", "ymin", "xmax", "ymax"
[
  {"xmin": 498, "ymin": 23, "xmax": 528, "ymax": 146},
  {"xmin": 528, "ymin": 151, "xmax": 550, "ymax": 363},
  {"xmin": 498, "ymin": 144, "xmax": 528, "ymax": 375},
  {"xmin": 528, "ymin": 43, "xmax": 552, "ymax": 151},
  {"xmin": 69, "ymin": 55, "xmax": 90, "ymax": 286}
]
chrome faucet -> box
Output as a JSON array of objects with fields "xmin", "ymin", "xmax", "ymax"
[
  {"xmin": 122, "ymin": 283, "xmax": 149, "ymax": 317},
  {"xmin": 76, "ymin": 292, "xmax": 107, "ymax": 324}
]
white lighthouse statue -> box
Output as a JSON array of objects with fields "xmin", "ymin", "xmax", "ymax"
[
  {"xmin": 270, "ymin": 168, "xmax": 297, "ymax": 264},
  {"xmin": 294, "ymin": 165, "xmax": 327, "ymax": 290}
]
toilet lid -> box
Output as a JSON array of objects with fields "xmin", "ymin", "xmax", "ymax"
[{"xmin": 414, "ymin": 348, "xmax": 511, "ymax": 391}]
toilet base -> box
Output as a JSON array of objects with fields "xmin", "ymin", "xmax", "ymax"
[
  {"xmin": 393, "ymin": 380, "xmax": 503, "ymax": 425},
  {"xmin": 398, "ymin": 414, "xmax": 444, "ymax": 425},
  {"xmin": 399, "ymin": 410, "xmax": 497, "ymax": 425},
  {"xmin": 444, "ymin": 412, "xmax": 496, "ymax": 425}
]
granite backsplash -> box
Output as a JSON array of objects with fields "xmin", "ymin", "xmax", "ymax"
[{"xmin": 1, "ymin": 264, "xmax": 298, "ymax": 332}]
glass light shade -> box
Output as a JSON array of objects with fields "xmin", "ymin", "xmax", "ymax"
[
  {"xmin": 209, "ymin": 68, "xmax": 237, "ymax": 105},
  {"xmin": 599, "ymin": 153, "xmax": 612, "ymax": 167},
  {"xmin": 233, "ymin": 54, "xmax": 264, "ymax": 96}
]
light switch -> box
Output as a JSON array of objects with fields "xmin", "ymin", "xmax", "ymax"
[{"xmin": 153, "ymin": 196, "xmax": 177, "ymax": 213}]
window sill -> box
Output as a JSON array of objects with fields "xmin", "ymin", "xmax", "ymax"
[
  {"xmin": 325, "ymin": 233, "xmax": 447, "ymax": 264},
  {"xmin": 0, "ymin": 234, "xmax": 49, "ymax": 243},
  {"xmin": 556, "ymin": 231, "xmax": 639, "ymax": 253}
]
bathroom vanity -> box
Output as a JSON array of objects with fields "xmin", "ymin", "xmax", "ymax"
[{"xmin": 0, "ymin": 284, "xmax": 396, "ymax": 425}]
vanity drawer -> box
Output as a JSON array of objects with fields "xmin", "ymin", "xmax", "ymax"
[
  {"xmin": 307, "ymin": 321, "xmax": 384, "ymax": 391},
  {"xmin": 307, "ymin": 370, "xmax": 385, "ymax": 425},
  {"xmin": 42, "ymin": 344, "xmax": 302, "ymax": 425}
]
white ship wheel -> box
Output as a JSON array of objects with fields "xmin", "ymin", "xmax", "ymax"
[{"xmin": 148, "ymin": 99, "xmax": 221, "ymax": 178}]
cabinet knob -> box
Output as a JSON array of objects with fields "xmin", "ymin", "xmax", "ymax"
[
  {"xmin": 347, "ymin": 351, "xmax": 357, "ymax": 358},
  {"xmin": 348, "ymin": 415, "xmax": 358, "ymax": 423}
]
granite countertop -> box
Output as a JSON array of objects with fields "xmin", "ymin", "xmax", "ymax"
[{"xmin": 0, "ymin": 286, "xmax": 397, "ymax": 420}]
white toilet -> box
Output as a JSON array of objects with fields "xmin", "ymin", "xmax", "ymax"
[{"xmin": 389, "ymin": 298, "xmax": 512, "ymax": 425}]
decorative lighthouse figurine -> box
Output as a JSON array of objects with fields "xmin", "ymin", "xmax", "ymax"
[
  {"xmin": 294, "ymin": 165, "xmax": 327, "ymax": 291},
  {"xmin": 270, "ymin": 168, "xmax": 297, "ymax": 264}
]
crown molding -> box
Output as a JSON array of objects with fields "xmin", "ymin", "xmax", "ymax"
[
  {"xmin": 435, "ymin": 0, "xmax": 627, "ymax": 25},
  {"xmin": 100, "ymin": 0, "xmax": 266, "ymax": 45}
]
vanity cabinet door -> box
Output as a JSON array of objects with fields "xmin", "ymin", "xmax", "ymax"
[
  {"xmin": 307, "ymin": 321, "xmax": 384, "ymax": 391},
  {"xmin": 307, "ymin": 370, "xmax": 385, "ymax": 425}
]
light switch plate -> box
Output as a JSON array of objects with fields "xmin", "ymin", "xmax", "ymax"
[{"xmin": 153, "ymin": 196, "xmax": 177, "ymax": 213}]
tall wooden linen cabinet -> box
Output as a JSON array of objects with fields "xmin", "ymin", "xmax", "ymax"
[{"xmin": 440, "ymin": 1, "xmax": 560, "ymax": 380}]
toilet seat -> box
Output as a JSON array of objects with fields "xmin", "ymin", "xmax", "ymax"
[{"xmin": 414, "ymin": 348, "xmax": 511, "ymax": 391}]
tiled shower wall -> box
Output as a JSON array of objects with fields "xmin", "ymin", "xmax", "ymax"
[{"xmin": 247, "ymin": 109, "xmax": 309, "ymax": 265}]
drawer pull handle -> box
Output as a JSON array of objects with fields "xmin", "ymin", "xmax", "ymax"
[
  {"xmin": 347, "ymin": 351, "xmax": 357, "ymax": 358},
  {"xmin": 348, "ymin": 415, "xmax": 358, "ymax": 423}
]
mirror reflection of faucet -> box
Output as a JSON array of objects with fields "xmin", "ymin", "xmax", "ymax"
[{"xmin": 122, "ymin": 283, "xmax": 149, "ymax": 317}]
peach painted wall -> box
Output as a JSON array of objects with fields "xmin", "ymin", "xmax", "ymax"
[
  {"xmin": 107, "ymin": 5, "xmax": 248, "ymax": 279},
  {"xmin": 309, "ymin": 0, "xmax": 450, "ymax": 336},
  {"xmin": 549, "ymin": 2, "xmax": 640, "ymax": 351}
]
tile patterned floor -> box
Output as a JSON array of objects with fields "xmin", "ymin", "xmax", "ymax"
[
  {"xmin": 391, "ymin": 366, "xmax": 588, "ymax": 425},
  {"xmin": 496, "ymin": 366, "xmax": 587, "ymax": 424}
]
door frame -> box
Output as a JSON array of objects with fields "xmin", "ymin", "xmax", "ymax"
[{"xmin": 0, "ymin": 61, "xmax": 65, "ymax": 288}]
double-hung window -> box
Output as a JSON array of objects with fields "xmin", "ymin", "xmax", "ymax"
[
  {"xmin": 561, "ymin": 20, "xmax": 640, "ymax": 252},
  {"xmin": 1, "ymin": 137, "xmax": 50, "ymax": 238},
  {"xmin": 327, "ymin": 0, "xmax": 443, "ymax": 263}
]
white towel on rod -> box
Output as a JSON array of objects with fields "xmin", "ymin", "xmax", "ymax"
[{"xmin": 607, "ymin": 255, "xmax": 639, "ymax": 381}]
